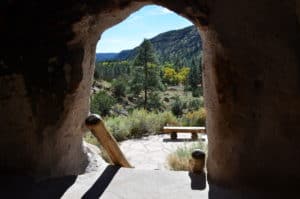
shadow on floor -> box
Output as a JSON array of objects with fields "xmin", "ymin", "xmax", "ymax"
[
  {"xmin": 208, "ymin": 178, "xmax": 300, "ymax": 199},
  {"xmin": 163, "ymin": 138, "xmax": 206, "ymax": 142},
  {"xmin": 208, "ymin": 184, "xmax": 289, "ymax": 199},
  {"xmin": 82, "ymin": 165, "xmax": 120, "ymax": 199},
  {"xmin": 0, "ymin": 165, "xmax": 120, "ymax": 199},
  {"xmin": 0, "ymin": 174, "xmax": 77, "ymax": 199},
  {"xmin": 189, "ymin": 171, "xmax": 206, "ymax": 190},
  {"xmin": 2, "ymin": 166, "xmax": 298, "ymax": 199}
]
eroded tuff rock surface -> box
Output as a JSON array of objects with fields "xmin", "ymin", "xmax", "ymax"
[
  {"xmin": 0, "ymin": 0, "xmax": 300, "ymax": 194},
  {"xmin": 0, "ymin": 0, "xmax": 207, "ymax": 178}
]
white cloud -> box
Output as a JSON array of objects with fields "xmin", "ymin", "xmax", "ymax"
[
  {"xmin": 148, "ymin": 7, "xmax": 173, "ymax": 16},
  {"xmin": 159, "ymin": 7, "xmax": 173, "ymax": 15}
]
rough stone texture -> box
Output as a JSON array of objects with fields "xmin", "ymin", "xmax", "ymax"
[
  {"xmin": 0, "ymin": 0, "xmax": 300, "ymax": 195},
  {"xmin": 0, "ymin": 0, "xmax": 206, "ymax": 178},
  {"xmin": 203, "ymin": 0, "xmax": 300, "ymax": 191},
  {"xmin": 83, "ymin": 142, "xmax": 107, "ymax": 173}
]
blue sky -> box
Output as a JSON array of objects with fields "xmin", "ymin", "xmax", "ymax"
[{"xmin": 96, "ymin": 5, "xmax": 193, "ymax": 53}]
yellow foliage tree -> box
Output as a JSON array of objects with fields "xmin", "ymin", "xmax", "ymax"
[
  {"xmin": 175, "ymin": 67, "xmax": 190, "ymax": 84},
  {"xmin": 163, "ymin": 67, "xmax": 178, "ymax": 84}
]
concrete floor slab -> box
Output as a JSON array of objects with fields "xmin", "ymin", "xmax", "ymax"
[{"xmin": 62, "ymin": 166, "xmax": 208, "ymax": 199}]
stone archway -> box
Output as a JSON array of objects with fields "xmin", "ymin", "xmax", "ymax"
[{"xmin": 1, "ymin": 0, "xmax": 300, "ymax": 193}]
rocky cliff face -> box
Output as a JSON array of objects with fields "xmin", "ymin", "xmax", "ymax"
[{"xmin": 0, "ymin": 0, "xmax": 300, "ymax": 195}]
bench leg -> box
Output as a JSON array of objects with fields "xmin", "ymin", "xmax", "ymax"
[
  {"xmin": 171, "ymin": 132, "xmax": 177, "ymax": 140},
  {"xmin": 192, "ymin": 133, "xmax": 198, "ymax": 140}
]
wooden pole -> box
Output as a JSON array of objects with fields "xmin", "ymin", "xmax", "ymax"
[
  {"xmin": 189, "ymin": 149, "xmax": 205, "ymax": 173},
  {"xmin": 85, "ymin": 114, "xmax": 132, "ymax": 168}
]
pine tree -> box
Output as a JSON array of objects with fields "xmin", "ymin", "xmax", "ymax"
[
  {"xmin": 187, "ymin": 56, "xmax": 203, "ymax": 97},
  {"xmin": 130, "ymin": 39, "xmax": 163, "ymax": 109},
  {"xmin": 188, "ymin": 58, "xmax": 202, "ymax": 88}
]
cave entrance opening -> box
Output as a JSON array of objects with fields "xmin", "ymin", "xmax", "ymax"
[{"xmin": 87, "ymin": 4, "xmax": 207, "ymax": 172}]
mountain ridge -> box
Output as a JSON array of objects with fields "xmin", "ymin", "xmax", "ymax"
[{"xmin": 96, "ymin": 25, "xmax": 202, "ymax": 65}]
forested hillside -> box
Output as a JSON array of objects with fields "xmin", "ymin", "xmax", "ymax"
[
  {"xmin": 96, "ymin": 53, "xmax": 118, "ymax": 61},
  {"xmin": 96, "ymin": 25, "xmax": 202, "ymax": 66}
]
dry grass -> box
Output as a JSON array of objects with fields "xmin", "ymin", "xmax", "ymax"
[
  {"xmin": 167, "ymin": 142, "xmax": 207, "ymax": 171},
  {"xmin": 181, "ymin": 107, "xmax": 206, "ymax": 126},
  {"xmin": 167, "ymin": 154, "xmax": 190, "ymax": 171}
]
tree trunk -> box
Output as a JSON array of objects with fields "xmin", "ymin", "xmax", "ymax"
[
  {"xmin": 144, "ymin": 88, "xmax": 147, "ymax": 109},
  {"xmin": 144, "ymin": 49, "xmax": 148, "ymax": 109}
]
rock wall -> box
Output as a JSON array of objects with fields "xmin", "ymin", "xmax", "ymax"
[
  {"xmin": 0, "ymin": 0, "xmax": 300, "ymax": 194},
  {"xmin": 203, "ymin": 0, "xmax": 300, "ymax": 191},
  {"xmin": 0, "ymin": 0, "xmax": 146, "ymax": 178},
  {"xmin": 0, "ymin": 1, "xmax": 91, "ymax": 176}
]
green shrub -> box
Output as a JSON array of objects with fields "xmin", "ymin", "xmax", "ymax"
[
  {"xmin": 106, "ymin": 116, "xmax": 131, "ymax": 141},
  {"xmin": 104, "ymin": 110, "xmax": 179, "ymax": 141},
  {"xmin": 129, "ymin": 109, "xmax": 162, "ymax": 137},
  {"xmin": 192, "ymin": 88, "xmax": 201, "ymax": 97},
  {"xmin": 182, "ymin": 108, "xmax": 206, "ymax": 126},
  {"xmin": 90, "ymin": 91, "xmax": 116, "ymax": 116},
  {"xmin": 167, "ymin": 142, "xmax": 207, "ymax": 171},
  {"xmin": 184, "ymin": 84, "xmax": 192, "ymax": 92},
  {"xmin": 94, "ymin": 70, "xmax": 100, "ymax": 80},
  {"xmin": 147, "ymin": 92, "xmax": 164, "ymax": 111},
  {"xmin": 171, "ymin": 96, "xmax": 184, "ymax": 117},
  {"xmin": 84, "ymin": 110, "xmax": 179, "ymax": 143},
  {"xmin": 111, "ymin": 104, "xmax": 128, "ymax": 117},
  {"xmin": 112, "ymin": 78, "xmax": 127, "ymax": 99},
  {"xmin": 188, "ymin": 98, "xmax": 203, "ymax": 111},
  {"xmin": 160, "ymin": 111, "xmax": 180, "ymax": 126}
]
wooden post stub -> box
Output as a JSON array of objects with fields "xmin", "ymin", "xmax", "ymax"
[
  {"xmin": 171, "ymin": 132, "xmax": 177, "ymax": 140},
  {"xmin": 192, "ymin": 149, "xmax": 205, "ymax": 159},
  {"xmin": 191, "ymin": 133, "xmax": 198, "ymax": 140},
  {"xmin": 189, "ymin": 149, "xmax": 205, "ymax": 173},
  {"xmin": 85, "ymin": 114, "xmax": 132, "ymax": 168},
  {"xmin": 85, "ymin": 114, "xmax": 102, "ymax": 126}
]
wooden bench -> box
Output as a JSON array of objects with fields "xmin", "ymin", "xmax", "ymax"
[{"xmin": 162, "ymin": 126, "xmax": 206, "ymax": 140}]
